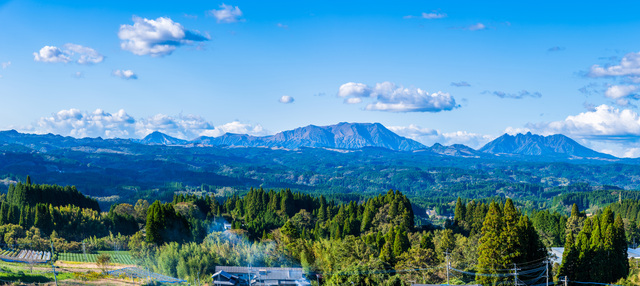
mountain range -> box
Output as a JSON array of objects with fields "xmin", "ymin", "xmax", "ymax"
[
  {"xmin": 143, "ymin": 122, "xmax": 426, "ymax": 151},
  {"xmin": 0, "ymin": 122, "xmax": 619, "ymax": 160},
  {"xmin": 1, "ymin": 122, "xmax": 639, "ymax": 209},
  {"xmin": 136, "ymin": 122, "xmax": 614, "ymax": 160}
]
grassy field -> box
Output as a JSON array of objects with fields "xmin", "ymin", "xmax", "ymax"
[
  {"xmin": 0, "ymin": 268, "xmax": 74, "ymax": 284},
  {"xmin": 59, "ymin": 251, "xmax": 136, "ymax": 265}
]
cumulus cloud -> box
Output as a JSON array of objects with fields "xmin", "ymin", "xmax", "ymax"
[
  {"xmin": 33, "ymin": 46, "xmax": 71, "ymax": 63},
  {"xmin": 1, "ymin": 61, "xmax": 10, "ymax": 69},
  {"xmin": 23, "ymin": 109, "xmax": 217, "ymax": 140},
  {"xmin": 33, "ymin": 44, "xmax": 103, "ymax": 64},
  {"xmin": 451, "ymin": 81, "xmax": 471, "ymax": 87},
  {"xmin": 589, "ymin": 52, "xmax": 640, "ymax": 77},
  {"xmin": 200, "ymin": 121, "xmax": 268, "ymax": 137},
  {"xmin": 389, "ymin": 124, "xmax": 493, "ymax": 149},
  {"xmin": 112, "ymin": 69, "xmax": 138, "ymax": 80},
  {"xmin": 605, "ymin": 85, "xmax": 638, "ymax": 100},
  {"xmin": 209, "ymin": 4, "xmax": 243, "ymax": 23},
  {"xmin": 278, "ymin": 95, "xmax": 294, "ymax": 103},
  {"xmin": 484, "ymin": 90, "xmax": 542, "ymax": 99},
  {"xmin": 23, "ymin": 109, "xmax": 273, "ymax": 140},
  {"xmin": 524, "ymin": 104, "xmax": 640, "ymax": 139},
  {"xmin": 118, "ymin": 16, "xmax": 209, "ymax": 57},
  {"xmin": 511, "ymin": 104, "xmax": 640, "ymax": 157},
  {"xmin": 63, "ymin": 44, "xmax": 104, "ymax": 64},
  {"xmin": 338, "ymin": 81, "xmax": 458, "ymax": 112}
]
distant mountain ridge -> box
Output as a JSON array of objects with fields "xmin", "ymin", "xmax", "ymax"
[
  {"xmin": 192, "ymin": 122, "xmax": 426, "ymax": 151},
  {"xmin": 139, "ymin": 131, "xmax": 187, "ymax": 145},
  {"xmin": 0, "ymin": 124, "xmax": 619, "ymax": 159},
  {"xmin": 479, "ymin": 132, "xmax": 615, "ymax": 159}
]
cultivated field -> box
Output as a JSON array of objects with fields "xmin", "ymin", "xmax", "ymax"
[{"xmin": 58, "ymin": 251, "xmax": 136, "ymax": 265}]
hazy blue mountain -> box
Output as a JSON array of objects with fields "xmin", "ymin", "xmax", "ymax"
[
  {"xmin": 265, "ymin": 122, "xmax": 426, "ymax": 151},
  {"xmin": 428, "ymin": 143, "xmax": 484, "ymax": 157},
  {"xmin": 479, "ymin": 132, "xmax": 615, "ymax": 159},
  {"xmin": 193, "ymin": 122, "xmax": 426, "ymax": 151},
  {"xmin": 193, "ymin": 133, "xmax": 267, "ymax": 147},
  {"xmin": 139, "ymin": 131, "xmax": 187, "ymax": 145}
]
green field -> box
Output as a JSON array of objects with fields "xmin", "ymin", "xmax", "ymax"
[{"xmin": 58, "ymin": 251, "xmax": 136, "ymax": 265}]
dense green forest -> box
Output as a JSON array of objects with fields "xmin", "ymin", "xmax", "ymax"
[{"xmin": 1, "ymin": 177, "xmax": 640, "ymax": 285}]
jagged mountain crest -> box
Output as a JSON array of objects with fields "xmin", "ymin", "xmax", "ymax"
[
  {"xmin": 140, "ymin": 131, "xmax": 187, "ymax": 145},
  {"xmin": 193, "ymin": 122, "xmax": 426, "ymax": 151},
  {"xmin": 479, "ymin": 132, "xmax": 615, "ymax": 159}
]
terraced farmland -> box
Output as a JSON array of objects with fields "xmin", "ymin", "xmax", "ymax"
[{"xmin": 59, "ymin": 251, "xmax": 135, "ymax": 265}]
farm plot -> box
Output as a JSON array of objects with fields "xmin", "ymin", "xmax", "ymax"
[
  {"xmin": 0, "ymin": 248, "xmax": 51, "ymax": 264},
  {"xmin": 58, "ymin": 251, "xmax": 135, "ymax": 265}
]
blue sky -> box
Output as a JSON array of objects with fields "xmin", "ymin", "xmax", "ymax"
[{"xmin": 2, "ymin": 1, "xmax": 640, "ymax": 157}]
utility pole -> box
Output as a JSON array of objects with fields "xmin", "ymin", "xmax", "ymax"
[
  {"xmin": 512, "ymin": 263, "xmax": 520, "ymax": 286},
  {"xmin": 544, "ymin": 258, "xmax": 549, "ymax": 286},
  {"xmin": 50, "ymin": 240, "xmax": 58, "ymax": 286},
  {"xmin": 445, "ymin": 251, "xmax": 451, "ymax": 285}
]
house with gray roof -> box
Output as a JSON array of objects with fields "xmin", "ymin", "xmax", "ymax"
[{"xmin": 212, "ymin": 266, "xmax": 312, "ymax": 286}]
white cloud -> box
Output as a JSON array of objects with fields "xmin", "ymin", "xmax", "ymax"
[
  {"xmin": 389, "ymin": 124, "xmax": 493, "ymax": 149},
  {"xmin": 338, "ymin": 82, "xmax": 371, "ymax": 98},
  {"xmin": 605, "ymin": 85, "xmax": 637, "ymax": 99},
  {"xmin": 62, "ymin": 44, "xmax": 104, "ymax": 64},
  {"xmin": 22, "ymin": 109, "xmax": 273, "ymax": 141},
  {"xmin": 276, "ymin": 23, "xmax": 289, "ymax": 29},
  {"xmin": 589, "ymin": 52, "xmax": 640, "ymax": 77},
  {"xmin": 525, "ymin": 104, "xmax": 640, "ymax": 138},
  {"xmin": 200, "ymin": 121, "xmax": 268, "ymax": 137},
  {"xmin": 278, "ymin": 95, "xmax": 294, "ymax": 103},
  {"xmin": 118, "ymin": 16, "xmax": 208, "ymax": 57},
  {"xmin": 33, "ymin": 44, "xmax": 103, "ymax": 64},
  {"xmin": 338, "ymin": 81, "xmax": 457, "ymax": 112},
  {"xmin": 466, "ymin": 23, "xmax": 486, "ymax": 31},
  {"xmin": 112, "ymin": 69, "xmax": 138, "ymax": 80},
  {"xmin": 33, "ymin": 46, "xmax": 71, "ymax": 63},
  {"xmin": 25, "ymin": 109, "xmax": 221, "ymax": 140},
  {"xmin": 209, "ymin": 4, "xmax": 243, "ymax": 23},
  {"xmin": 1, "ymin": 61, "xmax": 10, "ymax": 69},
  {"xmin": 344, "ymin": 97, "xmax": 362, "ymax": 104}
]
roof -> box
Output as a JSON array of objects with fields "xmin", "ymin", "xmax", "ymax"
[
  {"xmin": 215, "ymin": 266, "xmax": 310, "ymax": 284},
  {"xmin": 412, "ymin": 284, "xmax": 480, "ymax": 286},
  {"xmin": 549, "ymin": 247, "xmax": 640, "ymax": 264}
]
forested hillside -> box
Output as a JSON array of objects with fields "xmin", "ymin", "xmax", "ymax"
[{"xmin": 0, "ymin": 177, "xmax": 637, "ymax": 285}]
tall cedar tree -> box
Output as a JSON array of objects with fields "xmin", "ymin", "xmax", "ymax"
[
  {"xmin": 477, "ymin": 199, "xmax": 546, "ymax": 284},
  {"xmin": 477, "ymin": 201, "xmax": 504, "ymax": 285},
  {"xmin": 558, "ymin": 207, "xmax": 628, "ymax": 283}
]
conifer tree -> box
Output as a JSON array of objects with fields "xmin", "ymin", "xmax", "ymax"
[
  {"xmin": 477, "ymin": 201, "xmax": 504, "ymax": 285},
  {"xmin": 393, "ymin": 228, "xmax": 410, "ymax": 258},
  {"xmin": 500, "ymin": 199, "xmax": 521, "ymax": 262},
  {"xmin": 454, "ymin": 197, "xmax": 466, "ymax": 225},
  {"xmin": 420, "ymin": 232, "xmax": 435, "ymax": 251},
  {"xmin": 557, "ymin": 233, "xmax": 578, "ymax": 279}
]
